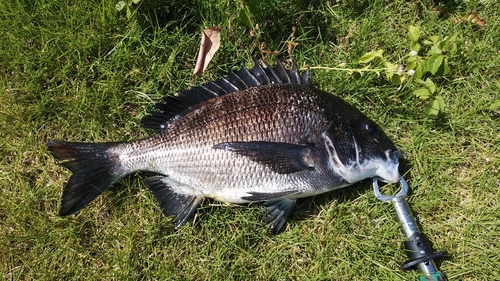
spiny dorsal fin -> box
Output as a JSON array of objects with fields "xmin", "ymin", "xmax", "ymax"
[{"xmin": 141, "ymin": 59, "xmax": 310, "ymax": 130}]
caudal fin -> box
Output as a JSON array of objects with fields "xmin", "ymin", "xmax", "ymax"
[{"xmin": 46, "ymin": 141, "xmax": 122, "ymax": 216}]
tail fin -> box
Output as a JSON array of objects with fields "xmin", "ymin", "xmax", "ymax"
[{"xmin": 46, "ymin": 141, "xmax": 122, "ymax": 216}]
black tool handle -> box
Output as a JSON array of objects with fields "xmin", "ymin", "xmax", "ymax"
[{"xmin": 400, "ymin": 232, "xmax": 448, "ymax": 270}]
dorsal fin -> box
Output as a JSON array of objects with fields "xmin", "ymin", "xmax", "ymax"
[{"xmin": 141, "ymin": 59, "xmax": 310, "ymax": 130}]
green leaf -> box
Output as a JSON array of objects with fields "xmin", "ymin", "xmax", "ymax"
[
  {"xmin": 438, "ymin": 57, "xmax": 449, "ymax": 76},
  {"xmin": 423, "ymin": 40, "xmax": 434, "ymax": 45},
  {"xmin": 384, "ymin": 61, "xmax": 399, "ymax": 81},
  {"xmin": 238, "ymin": 0, "xmax": 261, "ymax": 30},
  {"xmin": 436, "ymin": 95, "xmax": 445, "ymax": 110},
  {"xmin": 427, "ymin": 44, "xmax": 442, "ymax": 55},
  {"xmin": 414, "ymin": 87, "xmax": 431, "ymax": 99},
  {"xmin": 489, "ymin": 99, "xmax": 500, "ymax": 110},
  {"xmin": 132, "ymin": 0, "xmax": 141, "ymax": 4},
  {"xmin": 238, "ymin": 4, "xmax": 254, "ymax": 29},
  {"xmin": 452, "ymin": 40, "xmax": 464, "ymax": 55},
  {"xmin": 384, "ymin": 61, "xmax": 397, "ymax": 69},
  {"xmin": 408, "ymin": 26, "xmax": 420, "ymax": 42},
  {"xmin": 445, "ymin": 33, "xmax": 457, "ymax": 44},
  {"xmin": 359, "ymin": 49, "xmax": 384, "ymax": 64},
  {"xmin": 427, "ymin": 54, "xmax": 444, "ymax": 75},
  {"xmin": 416, "ymin": 78, "xmax": 436, "ymax": 93},
  {"xmin": 391, "ymin": 74, "xmax": 404, "ymax": 85},
  {"xmin": 414, "ymin": 64, "xmax": 423, "ymax": 80},
  {"xmin": 426, "ymin": 95, "xmax": 445, "ymax": 115},
  {"xmin": 244, "ymin": 0, "xmax": 261, "ymax": 14},
  {"xmin": 115, "ymin": 1, "xmax": 126, "ymax": 11},
  {"xmin": 429, "ymin": 35, "xmax": 440, "ymax": 44},
  {"xmin": 450, "ymin": 43, "xmax": 458, "ymax": 55},
  {"xmin": 410, "ymin": 42, "xmax": 420, "ymax": 52},
  {"xmin": 420, "ymin": 60, "xmax": 428, "ymax": 74},
  {"xmin": 407, "ymin": 60, "xmax": 417, "ymax": 70}
]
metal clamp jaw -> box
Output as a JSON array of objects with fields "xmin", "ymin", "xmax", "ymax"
[{"xmin": 373, "ymin": 177, "xmax": 448, "ymax": 281}]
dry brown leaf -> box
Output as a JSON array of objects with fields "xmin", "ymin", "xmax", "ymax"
[
  {"xmin": 467, "ymin": 13, "xmax": 486, "ymax": 27},
  {"xmin": 455, "ymin": 12, "xmax": 486, "ymax": 27},
  {"xmin": 193, "ymin": 27, "xmax": 221, "ymax": 76},
  {"xmin": 476, "ymin": 18, "xmax": 486, "ymax": 27}
]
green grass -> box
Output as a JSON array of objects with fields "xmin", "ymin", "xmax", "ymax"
[{"xmin": 1, "ymin": 0, "xmax": 499, "ymax": 280}]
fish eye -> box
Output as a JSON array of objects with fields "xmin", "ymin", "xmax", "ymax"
[{"xmin": 365, "ymin": 123, "xmax": 378, "ymax": 136}]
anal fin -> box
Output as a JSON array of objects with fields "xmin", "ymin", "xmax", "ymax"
[
  {"xmin": 264, "ymin": 198, "xmax": 297, "ymax": 234},
  {"xmin": 143, "ymin": 176, "xmax": 202, "ymax": 229}
]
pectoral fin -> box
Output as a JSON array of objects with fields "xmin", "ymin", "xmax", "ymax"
[
  {"xmin": 213, "ymin": 141, "xmax": 315, "ymax": 174},
  {"xmin": 144, "ymin": 176, "xmax": 202, "ymax": 229},
  {"xmin": 264, "ymin": 198, "xmax": 297, "ymax": 234}
]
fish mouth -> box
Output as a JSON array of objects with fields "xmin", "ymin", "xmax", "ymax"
[
  {"xmin": 323, "ymin": 133, "xmax": 403, "ymax": 184},
  {"xmin": 375, "ymin": 149, "xmax": 402, "ymax": 183},
  {"xmin": 391, "ymin": 149, "xmax": 403, "ymax": 163}
]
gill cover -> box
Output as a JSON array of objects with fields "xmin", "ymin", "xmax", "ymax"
[{"xmin": 322, "ymin": 114, "xmax": 400, "ymax": 183}]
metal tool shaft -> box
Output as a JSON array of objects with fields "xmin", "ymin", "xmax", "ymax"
[
  {"xmin": 373, "ymin": 177, "xmax": 447, "ymax": 281},
  {"xmin": 392, "ymin": 196, "xmax": 439, "ymax": 274}
]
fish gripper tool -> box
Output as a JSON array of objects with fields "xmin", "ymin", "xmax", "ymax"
[{"xmin": 372, "ymin": 177, "xmax": 448, "ymax": 281}]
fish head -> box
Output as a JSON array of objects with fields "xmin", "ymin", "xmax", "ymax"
[{"xmin": 322, "ymin": 114, "xmax": 402, "ymax": 184}]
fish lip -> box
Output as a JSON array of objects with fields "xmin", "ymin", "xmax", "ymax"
[
  {"xmin": 393, "ymin": 150, "xmax": 403, "ymax": 161},
  {"xmin": 377, "ymin": 168, "xmax": 401, "ymax": 183},
  {"xmin": 386, "ymin": 149, "xmax": 403, "ymax": 164}
]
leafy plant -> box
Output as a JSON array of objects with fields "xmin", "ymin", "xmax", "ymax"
[{"xmin": 358, "ymin": 26, "xmax": 462, "ymax": 115}]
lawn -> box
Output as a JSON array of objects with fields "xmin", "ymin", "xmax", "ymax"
[{"xmin": 1, "ymin": 0, "xmax": 499, "ymax": 280}]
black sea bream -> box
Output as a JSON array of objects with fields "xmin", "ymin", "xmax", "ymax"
[{"xmin": 47, "ymin": 60, "xmax": 402, "ymax": 233}]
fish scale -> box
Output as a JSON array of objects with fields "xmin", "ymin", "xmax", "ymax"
[
  {"xmin": 47, "ymin": 59, "xmax": 402, "ymax": 234},
  {"xmin": 123, "ymin": 88, "xmax": 324, "ymax": 184}
]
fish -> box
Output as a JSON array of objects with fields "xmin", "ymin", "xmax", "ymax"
[{"xmin": 47, "ymin": 59, "xmax": 402, "ymax": 234}]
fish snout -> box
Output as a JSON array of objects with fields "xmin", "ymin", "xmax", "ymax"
[{"xmin": 376, "ymin": 149, "xmax": 403, "ymax": 183}]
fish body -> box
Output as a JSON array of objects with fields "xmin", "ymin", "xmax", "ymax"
[{"xmin": 47, "ymin": 60, "xmax": 401, "ymax": 233}]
